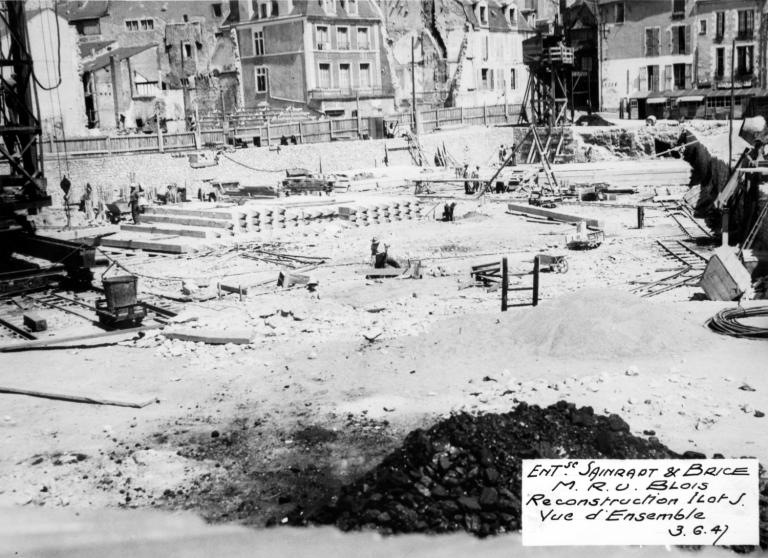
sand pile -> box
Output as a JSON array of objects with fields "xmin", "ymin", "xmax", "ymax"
[{"xmin": 505, "ymin": 289, "xmax": 708, "ymax": 359}]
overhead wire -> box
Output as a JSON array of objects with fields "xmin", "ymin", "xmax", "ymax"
[{"xmin": 31, "ymin": 0, "xmax": 62, "ymax": 91}]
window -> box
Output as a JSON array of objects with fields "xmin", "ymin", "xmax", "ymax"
[
  {"xmin": 482, "ymin": 35, "xmax": 489, "ymax": 61},
  {"xmin": 75, "ymin": 18, "xmax": 100, "ymax": 36},
  {"xmin": 737, "ymin": 45, "xmax": 754, "ymax": 76},
  {"xmin": 672, "ymin": 63, "xmax": 691, "ymax": 89},
  {"xmin": 255, "ymin": 66, "xmax": 267, "ymax": 92},
  {"xmin": 481, "ymin": 68, "xmax": 491, "ymax": 90},
  {"xmin": 316, "ymin": 25, "xmax": 329, "ymax": 49},
  {"xmin": 212, "ymin": 3, "xmax": 222, "ymax": 17},
  {"xmin": 183, "ymin": 14, "xmax": 189, "ymax": 22},
  {"xmin": 260, "ymin": 3, "xmax": 268, "ymax": 18},
  {"xmin": 357, "ymin": 27, "xmax": 369, "ymax": 49},
  {"xmin": 127, "ymin": 18, "xmax": 153, "ymax": 31},
  {"xmin": 672, "ymin": 0, "xmax": 684, "ymax": 18},
  {"xmin": 615, "ymin": 2, "xmax": 624, "ymax": 24},
  {"xmin": 346, "ymin": 0, "xmax": 357, "ymax": 15},
  {"xmin": 271, "ymin": 0, "xmax": 278, "ymax": 16},
  {"xmin": 337, "ymin": 27, "xmax": 349, "ymax": 49},
  {"xmin": 715, "ymin": 47, "xmax": 725, "ymax": 79},
  {"xmin": 738, "ymin": 10, "xmax": 755, "ymax": 39},
  {"xmin": 647, "ymin": 65, "xmax": 659, "ymax": 92},
  {"xmin": 644, "ymin": 27, "xmax": 659, "ymax": 57},
  {"xmin": 323, "ymin": 0, "xmax": 335, "ymax": 14},
  {"xmin": 253, "ymin": 30, "xmax": 264, "ymax": 55},
  {"xmin": 318, "ymin": 63, "xmax": 331, "ymax": 88},
  {"xmin": 507, "ymin": 7, "xmax": 516, "ymax": 24},
  {"xmin": 699, "ymin": 19, "xmax": 706, "ymax": 35},
  {"xmin": 479, "ymin": 5, "xmax": 488, "ymax": 26},
  {"xmin": 359, "ymin": 63, "xmax": 371, "ymax": 88},
  {"xmin": 671, "ymin": 25, "xmax": 688, "ymax": 55},
  {"xmin": 510, "ymin": 68, "xmax": 516, "ymax": 89},
  {"xmin": 715, "ymin": 12, "xmax": 725, "ymax": 40},
  {"xmin": 339, "ymin": 63, "xmax": 351, "ymax": 89},
  {"xmin": 183, "ymin": 43, "xmax": 192, "ymax": 57}
]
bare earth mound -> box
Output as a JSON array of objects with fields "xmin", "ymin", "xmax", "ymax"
[{"xmin": 506, "ymin": 289, "xmax": 709, "ymax": 359}]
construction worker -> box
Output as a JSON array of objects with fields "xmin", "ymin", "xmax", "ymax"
[
  {"xmin": 463, "ymin": 164, "xmax": 471, "ymax": 194},
  {"xmin": 83, "ymin": 182, "xmax": 94, "ymax": 222},
  {"xmin": 370, "ymin": 236, "xmax": 400, "ymax": 269},
  {"xmin": 470, "ymin": 166, "xmax": 480, "ymax": 194},
  {"xmin": 129, "ymin": 185, "xmax": 141, "ymax": 224},
  {"xmin": 499, "ymin": 144, "xmax": 506, "ymax": 165}
]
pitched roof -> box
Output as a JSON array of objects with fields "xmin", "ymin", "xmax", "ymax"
[
  {"xmin": 57, "ymin": 0, "xmax": 109, "ymax": 22},
  {"xmin": 82, "ymin": 43, "xmax": 156, "ymax": 72},
  {"xmin": 459, "ymin": 0, "xmax": 537, "ymax": 33},
  {"xmin": 79, "ymin": 39, "xmax": 115, "ymax": 59}
]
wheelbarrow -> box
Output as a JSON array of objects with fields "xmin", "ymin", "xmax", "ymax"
[{"xmin": 537, "ymin": 254, "xmax": 569, "ymax": 273}]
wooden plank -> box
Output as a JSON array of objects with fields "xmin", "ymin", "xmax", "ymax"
[
  {"xmin": 506, "ymin": 203, "xmax": 604, "ymax": 229},
  {"xmin": 140, "ymin": 215, "xmax": 233, "ymax": 229},
  {"xmin": 0, "ymin": 324, "xmax": 160, "ymax": 352},
  {"xmin": 120, "ymin": 224, "xmax": 212, "ymax": 239},
  {"xmin": 162, "ymin": 328, "xmax": 255, "ymax": 345},
  {"xmin": 99, "ymin": 238, "xmax": 188, "ymax": 254},
  {"xmin": 0, "ymin": 386, "xmax": 155, "ymax": 408},
  {"xmin": 363, "ymin": 268, "xmax": 404, "ymax": 278}
]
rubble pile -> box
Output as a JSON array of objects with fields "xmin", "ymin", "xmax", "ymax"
[{"xmin": 294, "ymin": 401, "xmax": 677, "ymax": 535}]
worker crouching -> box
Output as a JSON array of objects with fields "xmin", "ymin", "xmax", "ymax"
[{"xmin": 370, "ymin": 237, "xmax": 400, "ymax": 269}]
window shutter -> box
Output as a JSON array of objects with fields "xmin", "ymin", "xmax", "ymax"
[
  {"xmin": 684, "ymin": 25, "xmax": 691, "ymax": 54},
  {"xmin": 639, "ymin": 67, "xmax": 647, "ymax": 91},
  {"xmin": 664, "ymin": 65, "xmax": 672, "ymax": 90},
  {"xmin": 685, "ymin": 64, "xmax": 692, "ymax": 88},
  {"xmin": 671, "ymin": 28, "xmax": 678, "ymax": 55}
]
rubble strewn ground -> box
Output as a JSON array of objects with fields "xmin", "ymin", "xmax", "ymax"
[{"xmin": 2, "ymin": 122, "xmax": 768, "ymax": 554}]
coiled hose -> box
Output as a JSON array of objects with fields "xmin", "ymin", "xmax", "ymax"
[{"xmin": 707, "ymin": 306, "xmax": 768, "ymax": 339}]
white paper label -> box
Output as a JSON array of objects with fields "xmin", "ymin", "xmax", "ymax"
[{"xmin": 522, "ymin": 459, "xmax": 759, "ymax": 546}]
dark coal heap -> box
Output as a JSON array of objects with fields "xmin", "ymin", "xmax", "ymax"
[
  {"xmin": 286, "ymin": 400, "xmax": 768, "ymax": 549},
  {"xmin": 289, "ymin": 401, "xmax": 685, "ymax": 535}
]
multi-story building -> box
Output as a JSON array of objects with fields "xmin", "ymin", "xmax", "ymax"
[
  {"xmin": 598, "ymin": 0, "xmax": 767, "ymax": 119},
  {"xmin": 442, "ymin": 0, "xmax": 537, "ymax": 107},
  {"xmin": 598, "ymin": 0, "xmax": 696, "ymax": 117},
  {"xmin": 227, "ymin": 0, "xmax": 395, "ymax": 118}
]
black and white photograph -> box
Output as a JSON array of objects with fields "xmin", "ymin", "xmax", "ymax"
[{"xmin": 1, "ymin": 0, "xmax": 767, "ymax": 555}]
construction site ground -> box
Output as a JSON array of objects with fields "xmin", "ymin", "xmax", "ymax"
[{"xmin": 2, "ymin": 122, "xmax": 768, "ymax": 556}]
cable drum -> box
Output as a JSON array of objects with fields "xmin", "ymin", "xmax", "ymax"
[{"xmin": 707, "ymin": 306, "xmax": 768, "ymax": 339}]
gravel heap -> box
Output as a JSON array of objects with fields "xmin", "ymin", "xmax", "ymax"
[{"xmin": 290, "ymin": 401, "xmax": 767, "ymax": 549}]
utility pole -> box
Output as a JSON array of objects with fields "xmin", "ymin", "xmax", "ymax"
[
  {"xmin": 180, "ymin": 41, "xmax": 189, "ymax": 129},
  {"xmin": 411, "ymin": 34, "xmax": 420, "ymax": 136},
  {"xmin": 729, "ymin": 39, "xmax": 735, "ymax": 173}
]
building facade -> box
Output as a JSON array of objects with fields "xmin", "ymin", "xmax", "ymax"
[
  {"xmin": 443, "ymin": 1, "xmax": 536, "ymax": 107},
  {"xmin": 598, "ymin": 0, "xmax": 767, "ymax": 119},
  {"xmin": 228, "ymin": 0, "xmax": 394, "ymax": 117}
]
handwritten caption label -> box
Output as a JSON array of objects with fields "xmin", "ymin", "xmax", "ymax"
[{"xmin": 522, "ymin": 459, "xmax": 758, "ymax": 546}]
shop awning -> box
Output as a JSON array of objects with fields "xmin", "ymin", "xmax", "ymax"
[
  {"xmin": 646, "ymin": 97, "xmax": 667, "ymax": 104},
  {"xmin": 678, "ymin": 95, "xmax": 705, "ymax": 102}
]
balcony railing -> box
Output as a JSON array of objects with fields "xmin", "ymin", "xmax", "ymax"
[
  {"xmin": 134, "ymin": 81, "xmax": 160, "ymax": 98},
  {"xmin": 736, "ymin": 30, "xmax": 755, "ymax": 40},
  {"xmin": 308, "ymin": 87, "xmax": 390, "ymax": 100}
]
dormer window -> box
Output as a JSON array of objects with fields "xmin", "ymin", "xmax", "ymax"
[
  {"xmin": 478, "ymin": 3, "xmax": 488, "ymax": 26},
  {"xmin": 346, "ymin": 0, "xmax": 357, "ymax": 15},
  {"xmin": 507, "ymin": 6, "xmax": 516, "ymax": 24},
  {"xmin": 323, "ymin": 0, "xmax": 335, "ymax": 14}
]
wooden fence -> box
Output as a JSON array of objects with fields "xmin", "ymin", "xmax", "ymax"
[{"xmin": 43, "ymin": 102, "xmax": 524, "ymax": 158}]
